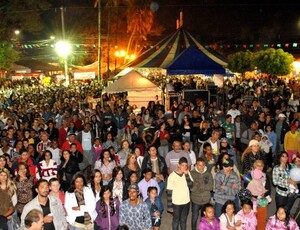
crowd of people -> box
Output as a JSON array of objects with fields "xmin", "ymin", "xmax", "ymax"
[{"xmin": 0, "ymin": 76, "xmax": 299, "ymax": 230}]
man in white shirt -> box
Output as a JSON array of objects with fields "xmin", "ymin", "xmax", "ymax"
[{"xmin": 227, "ymin": 103, "xmax": 241, "ymax": 123}]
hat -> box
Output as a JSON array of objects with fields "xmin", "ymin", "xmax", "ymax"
[
  {"xmin": 248, "ymin": 139, "xmax": 259, "ymax": 147},
  {"xmin": 278, "ymin": 113, "xmax": 286, "ymax": 118},
  {"xmin": 290, "ymin": 123, "xmax": 297, "ymax": 129},
  {"xmin": 127, "ymin": 184, "xmax": 139, "ymax": 192},
  {"xmin": 67, "ymin": 132, "xmax": 76, "ymax": 137},
  {"xmin": 292, "ymin": 153, "xmax": 300, "ymax": 162},
  {"xmin": 222, "ymin": 159, "xmax": 234, "ymax": 167},
  {"xmin": 253, "ymin": 168, "xmax": 263, "ymax": 180}
]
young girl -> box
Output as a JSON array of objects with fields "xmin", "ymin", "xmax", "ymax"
[
  {"xmin": 219, "ymin": 200, "xmax": 242, "ymax": 230},
  {"xmin": 236, "ymin": 199, "xmax": 257, "ymax": 230},
  {"xmin": 246, "ymin": 168, "xmax": 272, "ymax": 212},
  {"xmin": 145, "ymin": 186, "xmax": 163, "ymax": 230},
  {"xmin": 94, "ymin": 185, "xmax": 120, "ymax": 230},
  {"xmin": 266, "ymin": 206, "xmax": 299, "ymax": 230},
  {"xmin": 123, "ymin": 171, "xmax": 138, "ymax": 200},
  {"xmin": 198, "ymin": 203, "xmax": 220, "ymax": 230}
]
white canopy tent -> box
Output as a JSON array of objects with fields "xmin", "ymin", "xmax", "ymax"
[{"xmin": 103, "ymin": 70, "xmax": 162, "ymax": 108}]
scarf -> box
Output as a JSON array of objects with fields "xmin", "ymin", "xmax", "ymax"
[{"xmin": 75, "ymin": 189, "xmax": 91, "ymax": 225}]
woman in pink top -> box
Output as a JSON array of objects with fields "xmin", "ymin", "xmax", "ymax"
[{"xmin": 237, "ymin": 199, "xmax": 257, "ymax": 230}]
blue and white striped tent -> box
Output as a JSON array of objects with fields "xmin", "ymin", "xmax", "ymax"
[{"xmin": 122, "ymin": 28, "xmax": 227, "ymax": 70}]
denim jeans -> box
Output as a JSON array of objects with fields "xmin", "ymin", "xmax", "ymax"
[
  {"xmin": 215, "ymin": 202, "xmax": 223, "ymax": 218},
  {"xmin": 191, "ymin": 202, "xmax": 204, "ymax": 230},
  {"xmin": 172, "ymin": 202, "xmax": 190, "ymax": 230},
  {"xmin": 158, "ymin": 181, "xmax": 165, "ymax": 198}
]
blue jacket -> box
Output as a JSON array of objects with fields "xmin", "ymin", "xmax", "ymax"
[{"xmin": 145, "ymin": 197, "xmax": 164, "ymax": 220}]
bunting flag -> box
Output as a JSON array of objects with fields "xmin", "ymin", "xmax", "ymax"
[{"xmin": 6, "ymin": 41, "xmax": 300, "ymax": 50}]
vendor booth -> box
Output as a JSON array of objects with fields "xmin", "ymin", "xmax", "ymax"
[{"xmin": 103, "ymin": 70, "xmax": 162, "ymax": 109}]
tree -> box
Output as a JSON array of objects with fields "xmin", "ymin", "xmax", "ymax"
[
  {"xmin": 0, "ymin": 42, "xmax": 20, "ymax": 70},
  {"xmin": 254, "ymin": 48, "xmax": 294, "ymax": 76},
  {"xmin": 227, "ymin": 50, "xmax": 255, "ymax": 75},
  {"xmin": 0, "ymin": 0, "xmax": 50, "ymax": 41}
]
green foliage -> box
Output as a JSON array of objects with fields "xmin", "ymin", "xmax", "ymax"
[
  {"xmin": 254, "ymin": 48, "xmax": 294, "ymax": 76},
  {"xmin": 228, "ymin": 50, "xmax": 255, "ymax": 75},
  {"xmin": 0, "ymin": 42, "xmax": 20, "ymax": 70},
  {"xmin": 0, "ymin": 0, "xmax": 50, "ymax": 40}
]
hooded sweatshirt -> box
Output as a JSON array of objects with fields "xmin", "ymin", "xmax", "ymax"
[{"xmin": 190, "ymin": 166, "xmax": 214, "ymax": 204}]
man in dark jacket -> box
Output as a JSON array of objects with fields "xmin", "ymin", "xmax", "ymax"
[{"xmin": 275, "ymin": 113, "xmax": 289, "ymax": 155}]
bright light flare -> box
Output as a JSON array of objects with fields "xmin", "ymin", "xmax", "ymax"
[{"xmin": 55, "ymin": 41, "xmax": 72, "ymax": 57}]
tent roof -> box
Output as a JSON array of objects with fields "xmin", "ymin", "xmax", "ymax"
[
  {"xmin": 167, "ymin": 45, "xmax": 226, "ymax": 75},
  {"xmin": 103, "ymin": 70, "xmax": 159, "ymax": 93},
  {"xmin": 16, "ymin": 60, "xmax": 60, "ymax": 72},
  {"xmin": 123, "ymin": 28, "xmax": 227, "ymax": 69}
]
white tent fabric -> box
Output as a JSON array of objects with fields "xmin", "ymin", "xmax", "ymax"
[
  {"xmin": 103, "ymin": 70, "xmax": 161, "ymax": 108},
  {"xmin": 104, "ymin": 70, "xmax": 159, "ymax": 93}
]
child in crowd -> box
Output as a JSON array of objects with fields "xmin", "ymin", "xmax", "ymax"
[
  {"xmin": 247, "ymin": 168, "xmax": 272, "ymax": 212},
  {"xmin": 138, "ymin": 168, "xmax": 160, "ymax": 201},
  {"xmin": 266, "ymin": 206, "xmax": 299, "ymax": 230},
  {"xmin": 198, "ymin": 203, "xmax": 220, "ymax": 230},
  {"xmin": 145, "ymin": 186, "xmax": 163, "ymax": 230},
  {"xmin": 49, "ymin": 177, "xmax": 65, "ymax": 206},
  {"xmin": 237, "ymin": 199, "xmax": 257, "ymax": 230},
  {"xmin": 91, "ymin": 137, "xmax": 102, "ymax": 163},
  {"xmin": 260, "ymin": 134, "xmax": 273, "ymax": 154},
  {"xmin": 219, "ymin": 200, "xmax": 241, "ymax": 230},
  {"xmin": 123, "ymin": 171, "xmax": 139, "ymax": 200}
]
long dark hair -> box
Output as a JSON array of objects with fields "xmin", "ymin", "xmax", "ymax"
[
  {"xmin": 111, "ymin": 166, "xmax": 123, "ymax": 183},
  {"xmin": 100, "ymin": 185, "xmax": 115, "ymax": 217},
  {"xmin": 221, "ymin": 200, "xmax": 236, "ymax": 214},
  {"xmin": 68, "ymin": 173, "xmax": 87, "ymax": 193},
  {"xmin": 275, "ymin": 206, "xmax": 291, "ymax": 228},
  {"xmin": 89, "ymin": 169, "xmax": 102, "ymax": 197},
  {"xmin": 100, "ymin": 149, "xmax": 113, "ymax": 164},
  {"xmin": 276, "ymin": 151, "xmax": 291, "ymax": 169}
]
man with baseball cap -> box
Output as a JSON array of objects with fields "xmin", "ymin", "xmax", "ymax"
[{"xmin": 119, "ymin": 184, "xmax": 151, "ymax": 229}]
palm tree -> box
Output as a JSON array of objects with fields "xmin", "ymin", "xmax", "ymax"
[{"xmin": 125, "ymin": 1, "xmax": 154, "ymax": 62}]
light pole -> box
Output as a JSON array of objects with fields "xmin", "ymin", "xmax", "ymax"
[
  {"xmin": 114, "ymin": 50, "xmax": 125, "ymax": 70},
  {"xmin": 55, "ymin": 41, "xmax": 71, "ymax": 86}
]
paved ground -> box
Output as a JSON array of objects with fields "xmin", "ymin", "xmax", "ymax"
[
  {"xmin": 159, "ymin": 176, "xmax": 290, "ymax": 229},
  {"xmin": 159, "ymin": 151, "xmax": 300, "ymax": 230}
]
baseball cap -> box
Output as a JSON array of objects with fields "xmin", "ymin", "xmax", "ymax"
[
  {"xmin": 278, "ymin": 113, "xmax": 286, "ymax": 118},
  {"xmin": 248, "ymin": 139, "xmax": 259, "ymax": 147},
  {"xmin": 222, "ymin": 159, "xmax": 234, "ymax": 167},
  {"xmin": 127, "ymin": 184, "xmax": 139, "ymax": 192}
]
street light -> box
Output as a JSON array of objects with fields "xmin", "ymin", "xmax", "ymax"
[
  {"xmin": 55, "ymin": 41, "xmax": 71, "ymax": 86},
  {"xmin": 114, "ymin": 49, "xmax": 126, "ymax": 70}
]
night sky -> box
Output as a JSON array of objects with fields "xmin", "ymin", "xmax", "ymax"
[{"xmin": 22, "ymin": 0, "xmax": 300, "ymax": 59}]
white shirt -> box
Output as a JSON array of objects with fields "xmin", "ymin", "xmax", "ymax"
[{"xmin": 82, "ymin": 131, "xmax": 92, "ymax": 151}]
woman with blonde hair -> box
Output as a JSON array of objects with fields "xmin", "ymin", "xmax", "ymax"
[
  {"xmin": 242, "ymin": 139, "xmax": 266, "ymax": 173},
  {"xmin": 197, "ymin": 120, "xmax": 211, "ymax": 144},
  {"xmin": 0, "ymin": 167, "xmax": 17, "ymax": 229},
  {"xmin": 123, "ymin": 153, "xmax": 141, "ymax": 181}
]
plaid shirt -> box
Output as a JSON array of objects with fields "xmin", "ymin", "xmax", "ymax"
[{"xmin": 272, "ymin": 165, "xmax": 290, "ymax": 196}]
